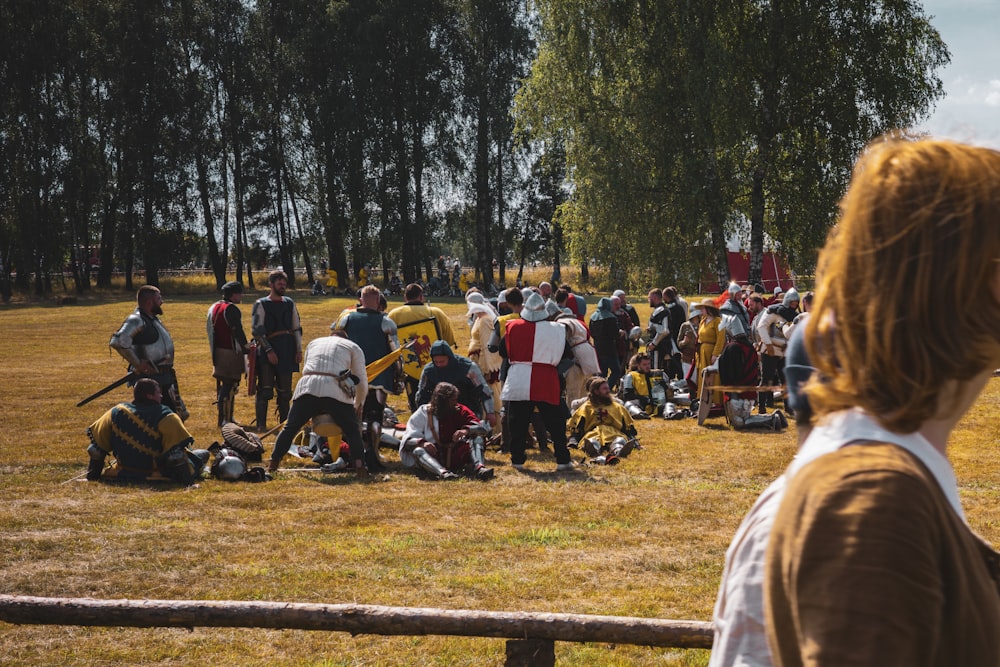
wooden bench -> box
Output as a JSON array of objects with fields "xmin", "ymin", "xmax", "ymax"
[{"xmin": 696, "ymin": 368, "xmax": 785, "ymax": 426}]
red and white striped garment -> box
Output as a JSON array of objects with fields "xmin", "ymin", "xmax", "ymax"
[{"xmin": 501, "ymin": 319, "xmax": 567, "ymax": 405}]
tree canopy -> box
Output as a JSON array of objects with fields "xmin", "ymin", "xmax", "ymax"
[
  {"xmin": 0, "ymin": 0, "xmax": 949, "ymax": 299},
  {"xmin": 515, "ymin": 0, "xmax": 949, "ymax": 288}
]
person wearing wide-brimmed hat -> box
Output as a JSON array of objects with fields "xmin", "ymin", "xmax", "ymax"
[{"xmin": 694, "ymin": 298, "xmax": 724, "ymax": 401}]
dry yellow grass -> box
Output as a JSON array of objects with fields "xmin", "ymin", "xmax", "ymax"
[{"xmin": 1, "ymin": 288, "xmax": 998, "ymax": 666}]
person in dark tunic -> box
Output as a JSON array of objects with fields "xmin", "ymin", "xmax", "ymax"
[{"xmin": 251, "ymin": 270, "xmax": 302, "ymax": 431}]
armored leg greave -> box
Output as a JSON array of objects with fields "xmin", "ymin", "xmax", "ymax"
[
  {"xmin": 217, "ymin": 380, "xmax": 238, "ymax": 427},
  {"xmin": 86, "ymin": 443, "xmax": 107, "ymax": 481},
  {"xmin": 413, "ymin": 446, "xmax": 451, "ymax": 478},
  {"xmin": 581, "ymin": 438, "xmax": 601, "ymax": 458}
]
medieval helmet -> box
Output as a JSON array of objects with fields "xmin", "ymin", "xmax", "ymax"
[{"xmin": 212, "ymin": 448, "xmax": 247, "ymax": 481}]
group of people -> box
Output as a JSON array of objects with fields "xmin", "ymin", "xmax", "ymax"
[
  {"xmin": 89, "ymin": 271, "xmax": 307, "ymax": 483},
  {"xmin": 86, "ymin": 235, "xmax": 818, "ymax": 492}
]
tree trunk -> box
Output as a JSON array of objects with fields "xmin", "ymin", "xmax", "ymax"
[
  {"xmin": 283, "ymin": 162, "xmax": 313, "ymax": 285},
  {"xmin": 196, "ymin": 153, "xmax": 226, "ymax": 288},
  {"xmin": 550, "ymin": 217, "xmax": 562, "ymax": 285},
  {"xmin": 474, "ymin": 92, "xmax": 493, "ymax": 289},
  {"xmin": 322, "ymin": 141, "xmax": 350, "ymax": 287},
  {"xmin": 346, "ymin": 130, "xmax": 368, "ymax": 281},
  {"xmin": 232, "ymin": 140, "xmax": 252, "ymax": 289},
  {"xmin": 748, "ymin": 162, "xmax": 766, "ymax": 287},
  {"xmin": 97, "ymin": 187, "xmax": 116, "ymax": 289},
  {"xmin": 395, "ymin": 110, "xmax": 415, "ymax": 284},
  {"xmin": 413, "ymin": 119, "xmax": 430, "ymax": 283}
]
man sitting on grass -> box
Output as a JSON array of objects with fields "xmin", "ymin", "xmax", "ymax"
[
  {"xmin": 400, "ymin": 382, "xmax": 494, "ymax": 481},
  {"xmin": 567, "ymin": 376, "xmax": 640, "ymax": 465},
  {"xmin": 85, "ymin": 378, "xmax": 208, "ymax": 484}
]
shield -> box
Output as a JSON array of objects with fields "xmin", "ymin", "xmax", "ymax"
[{"xmin": 396, "ymin": 317, "xmax": 442, "ymax": 381}]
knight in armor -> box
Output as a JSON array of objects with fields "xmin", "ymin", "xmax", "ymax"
[
  {"xmin": 415, "ymin": 340, "xmax": 497, "ymax": 427},
  {"xmin": 646, "ymin": 288, "xmax": 675, "ymax": 377},
  {"xmin": 332, "ymin": 285, "xmax": 401, "ymax": 468},
  {"xmin": 567, "ymin": 376, "xmax": 640, "ymax": 465},
  {"xmin": 662, "ymin": 287, "xmax": 687, "ymax": 379},
  {"xmin": 251, "ymin": 270, "xmax": 303, "ymax": 432},
  {"xmin": 207, "ymin": 281, "xmax": 249, "ymax": 427},
  {"xmin": 719, "ymin": 282, "xmax": 753, "ymax": 343},
  {"xmin": 110, "ymin": 285, "xmax": 189, "ymax": 420},
  {"xmin": 718, "ymin": 310, "xmax": 788, "ymax": 431},
  {"xmin": 400, "ymin": 382, "xmax": 494, "ymax": 480},
  {"xmin": 590, "ymin": 296, "xmax": 623, "ymax": 390},
  {"xmin": 500, "ymin": 292, "xmax": 576, "ymax": 471},
  {"xmin": 621, "ymin": 352, "xmax": 671, "ymax": 419},
  {"xmin": 267, "ymin": 330, "xmax": 369, "ymax": 475},
  {"xmin": 487, "ymin": 287, "xmax": 525, "ymax": 453},
  {"xmin": 387, "ymin": 282, "xmax": 457, "ymax": 408},
  {"xmin": 85, "ymin": 378, "xmax": 209, "ymax": 484}
]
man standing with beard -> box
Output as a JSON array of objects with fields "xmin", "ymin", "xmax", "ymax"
[
  {"xmin": 110, "ymin": 285, "xmax": 190, "ymax": 420},
  {"xmin": 252, "ymin": 270, "xmax": 303, "ymax": 432}
]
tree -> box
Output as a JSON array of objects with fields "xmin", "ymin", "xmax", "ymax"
[
  {"xmin": 457, "ymin": 0, "xmax": 534, "ymax": 290},
  {"xmin": 736, "ymin": 0, "xmax": 949, "ymax": 283},
  {"xmin": 516, "ymin": 0, "xmax": 949, "ymax": 287}
]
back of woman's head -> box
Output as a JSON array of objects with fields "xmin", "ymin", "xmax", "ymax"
[{"xmin": 806, "ymin": 137, "xmax": 1000, "ymax": 432}]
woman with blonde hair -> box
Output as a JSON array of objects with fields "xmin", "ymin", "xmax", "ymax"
[{"xmin": 763, "ymin": 138, "xmax": 1000, "ymax": 666}]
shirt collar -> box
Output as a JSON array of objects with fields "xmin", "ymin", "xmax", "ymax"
[{"xmin": 790, "ymin": 408, "xmax": 964, "ymax": 521}]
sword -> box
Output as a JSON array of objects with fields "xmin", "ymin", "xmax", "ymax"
[{"xmin": 76, "ymin": 372, "xmax": 137, "ymax": 407}]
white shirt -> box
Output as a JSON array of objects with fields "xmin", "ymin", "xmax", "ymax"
[{"xmin": 292, "ymin": 335, "xmax": 368, "ymax": 412}]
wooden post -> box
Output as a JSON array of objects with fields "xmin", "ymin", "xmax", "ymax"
[{"xmin": 505, "ymin": 639, "xmax": 555, "ymax": 667}]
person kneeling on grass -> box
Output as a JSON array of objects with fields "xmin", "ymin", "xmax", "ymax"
[
  {"xmin": 567, "ymin": 376, "xmax": 640, "ymax": 465},
  {"xmin": 86, "ymin": 378, "xmax": 209, "ymax": 485},
  {"xmin": 400, "ymin": 382, "xmax": 495, "ymax": 481}
]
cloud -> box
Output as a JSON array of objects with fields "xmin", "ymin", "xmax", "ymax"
[{"xmin": 985, "ymin": 80, "xmax": 1000, "ymax": 107}]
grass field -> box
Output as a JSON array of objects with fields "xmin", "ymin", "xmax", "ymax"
[{"xmin": 1, "ymin": 288, "xmax": 998, "ymax": 666}]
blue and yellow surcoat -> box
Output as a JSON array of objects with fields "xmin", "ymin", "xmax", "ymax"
[{"xmin": 87, "ymin": 402, "xmax": 193, "ymax": 480}]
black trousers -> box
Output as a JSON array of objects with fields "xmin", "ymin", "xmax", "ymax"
[
  {"xmin": 270, "ymin": 394, "xmax": 365, "ymax": 466},
  {"xmin": 759, "ymin": 354, "xmax": 785, "ymax": 410},
  {"xmin": 506, "ymin": 400, "xmax": 570, "ymax": 465}
]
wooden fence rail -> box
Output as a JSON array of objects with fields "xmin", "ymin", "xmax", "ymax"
[{"xmin": 0, "ymin": 594, "xmax": 714, "ymax": 665}]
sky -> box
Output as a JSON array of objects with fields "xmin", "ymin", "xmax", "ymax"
[{"xmin": 915, "ymin": 0, "xmax": 1000, "ymax": 148}]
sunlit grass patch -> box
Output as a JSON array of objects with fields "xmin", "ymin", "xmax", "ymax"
[{"xmin": 1, "ymin": 293, "xmax": 997, "ymax": 665}]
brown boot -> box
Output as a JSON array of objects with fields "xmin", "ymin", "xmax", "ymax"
[{"xmin": 267, "ymin": 458, "xmax": 280, "ymax": 474}]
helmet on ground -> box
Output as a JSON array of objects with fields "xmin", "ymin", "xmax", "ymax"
[{"xmin": 212, "ymin": 448, "xmax": 247, "ymax": 481}]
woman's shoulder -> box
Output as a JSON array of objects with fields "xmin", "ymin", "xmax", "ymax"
[{"xmin": 785, "ymin": 442, "xmax": 942, "ymax": 518}]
